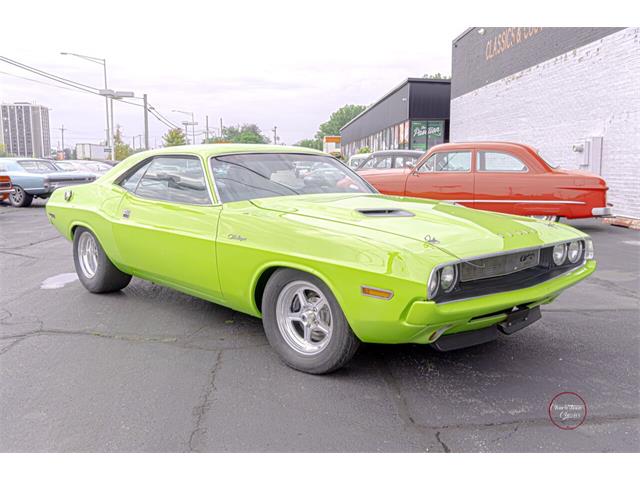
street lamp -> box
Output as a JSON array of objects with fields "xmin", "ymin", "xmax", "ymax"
[
  {"xmin": 60, "ymin": 52, "xmax": 111, "ymax": 158},
  {"xmin": 172, "ymin": 110, "xmax": 197, "ymax": 145}
]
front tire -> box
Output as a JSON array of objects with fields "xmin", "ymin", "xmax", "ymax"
[
  {"xmin": 73, "ymin": 227, "xmax": 132, "ymax": 293},
  {"xmin": 261, "ymin": 269, "xmax": 360, "ymax": 374},
  {"xmin": 9, "ymin": 186, "xmax": 33, "ymax": 207}
]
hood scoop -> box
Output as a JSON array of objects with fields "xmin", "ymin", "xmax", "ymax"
[{"xmin": 356, "ymin": 208, "xmax": 414, "ymax": 217}]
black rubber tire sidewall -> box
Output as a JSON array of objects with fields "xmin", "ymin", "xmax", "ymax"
[
  {"xmin": 73, "ymin": 227, "xmax": 132, "ymax": 293},
  {"xmin": 261, "ymin": 268, "xmax": 360, "ymax": 374},
  {"xmin": 9, "ymin": 186, "xmax": 33, "ymax": 207}
]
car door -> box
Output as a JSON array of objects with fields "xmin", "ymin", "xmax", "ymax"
[
  {"xmin": 404, "ymin": 150, "xmax": 474, "ymax": 203},
  {"xmin": 112, "ymin": 154, "xmax": 223, "ymax": 299},
  {"xmin": 473, "ymin": 150, "xmax": 531, "ymax": 215}
]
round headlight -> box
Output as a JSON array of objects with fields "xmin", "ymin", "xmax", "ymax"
[
  {"xmin": 552, "ymin": 243, "xmax": 568, "ymax": 266},
  {"xmin": 440, "ymin": 265, "xmax": 458, "ymax": 292},
  {"xmin": 567, "ymin": 241, "xmax": 582, "ymax": 263},
  {"xmin": 428, "ymin": 270, "xmax": 440, "ymax": 298}
]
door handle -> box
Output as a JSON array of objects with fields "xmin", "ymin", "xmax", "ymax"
[{"xmin": 122, "ymin": 209, "xmax": 131, "ymax": 219}]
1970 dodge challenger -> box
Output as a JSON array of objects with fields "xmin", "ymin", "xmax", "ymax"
[{"xmin": 46, "ymin": 144, "xmax": 596, "ymax": 374}]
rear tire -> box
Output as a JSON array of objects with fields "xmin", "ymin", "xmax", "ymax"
[
  {"xmin": 9, "ymin": 186, "xmax": 33, "ymax": 207},
  {"xmin": 261, "ymin": 269, "xmax": 360, "ymax": 374},
  {"xmin": 73, "ymin": 227, "xmax": 132, "ymax": 293}
]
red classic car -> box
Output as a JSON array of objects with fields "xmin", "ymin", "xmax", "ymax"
[
  {"xmin": 0, "ymin": 175, "xmax": 14, "ymax": 202},
  {"xmin": 358, "ymin": 141, "xmax": 612, "ymax": 221}
]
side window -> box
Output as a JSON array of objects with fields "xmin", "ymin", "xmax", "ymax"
[
  {"xmin": 134, "ymin": 157, "xmax": 211, "ymax": 205},
  {"xmin": 478, "ymin": 151, "xmax": 528, "ymax": 172},
  {"xmin": 418, "ymin": 151, "xmax": 472, "ymax": 172},
  {"xmin": 119, "ymin": 161, "xmax": 151, "ymax": 192},
  {"xmin": 396, "ymin": 156, "xmax": 418, "ymax": 169},
  {"xmin": 372, "ymin": 156, "xmax": 392, "ymax": 169}
]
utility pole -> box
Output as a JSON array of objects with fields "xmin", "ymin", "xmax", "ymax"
[
  {"xmin": 205, "ymin": 115, "xmax": 209, "ymax": 143},
  {"xmin": 272, "ymin": 126, "xmax": 278, "ymax": 145},
  {"xmin": 143, "ymin": 94, "xmax": 149, "ymax": 150},
  {"xmin": 59, "ymin": 125, "xmax": 66, "ymax": 151},
  {"xmin": 220, "ymin": 118, "xmax": 223, "ymax": 139}
]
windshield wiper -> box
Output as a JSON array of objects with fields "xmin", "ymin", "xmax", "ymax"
[{"xmin": 215, "ymin": 158, "xmax": 300, "ymax": 195}]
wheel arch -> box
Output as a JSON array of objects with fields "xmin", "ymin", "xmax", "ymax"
[{"xmin": 251, "ymin": 261, "xmax": 344, "ymax": 315}]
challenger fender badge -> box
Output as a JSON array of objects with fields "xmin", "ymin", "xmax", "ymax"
[
  {"xmin": 228, "ymin": 234, "xmax": 247, "ymax": 241},
  {"xmin": 64, "ymin": 190, "xmax": 73, "ymax": 201}
]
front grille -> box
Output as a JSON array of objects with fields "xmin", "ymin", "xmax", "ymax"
[
  {"xmin": 432, "ymin": 242, "xmax": 586, "ymax": 303},
  {"xmin": 459, "ymin": 249, "xmax": 540, "ymax": 281}
]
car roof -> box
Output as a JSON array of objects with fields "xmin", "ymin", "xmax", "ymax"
[
  {"xmin": 133, "ymin": 143, "xmax": 329, "ymax": 158},
  {"xmin": 370, "ymin": 149, "xmax": 423, "ymax": 156}
]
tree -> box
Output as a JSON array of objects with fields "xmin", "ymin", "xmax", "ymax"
[
  {"xmin": 423, "ymin": 72, "xmax": 451, "ymax": 80},
  {"xmin": 0, "ymin": 144, "xmax": 7, "ymax": 157},
  {"xmin": 357, "ymin": 146, "xmax": 371, "ymax": 154},
  {"xmin": 222, "ymin": 124, "xmax": 269, "ymax": 144},
  {"xmin": 114, "ymin": 125, "xmax": 133, "ymax": 161},
  {"xmin": 162, "ymin": 127, "xmax": 187, "ymax": 147},
  {"xmin": 315, "ymin": 104, "xmax": 366, "ymax": 141},
  {"xmin": 294, "ymin": 138, "xmax": 322, "ymax": 151}
]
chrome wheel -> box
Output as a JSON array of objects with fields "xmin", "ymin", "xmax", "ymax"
[
  {"xmin": 10, "ymin": 187, "xmax": 24, "ymax": 203},
  {"xmin": 77, "ymin": 231, "xmax": 99, "ymax": 279},
  {"xmin": 276, "ymin": 280, "xmax": 333, "ymax": 355}
]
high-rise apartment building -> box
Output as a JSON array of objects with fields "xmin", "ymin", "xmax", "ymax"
[{"xmin": 0, "ymin": 102, "xmax": 52, "ymax": 158}]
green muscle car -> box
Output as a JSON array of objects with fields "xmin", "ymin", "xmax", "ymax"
[{"xmin": 45, "ymin": 144, "xmax": 596, "ymax": 374}]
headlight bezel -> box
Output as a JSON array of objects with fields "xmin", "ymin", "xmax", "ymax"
[
  {"xmin": 567, "ymin": 240, "xmax": 583, "ymax": 263},
  {"xmin": 552, "ymin": 243, "xmax": 568, "ymax": 266},
  {"xmin": 440, "ymin": 264, "xmax": 458, "ymax": 293}
]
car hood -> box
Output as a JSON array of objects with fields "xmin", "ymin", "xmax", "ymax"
[{"xmin": 250, "ymin": 193, "xmax": 585, "ymax": 260}]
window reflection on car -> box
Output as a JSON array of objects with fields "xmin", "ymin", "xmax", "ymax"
[
  {"xmin": 211, "ymin": 153, "xmax": 375, "ymax": 203},
  {"xmin": 18, "ymin": 160, "xmax": 60, "ymax": 173},
  {"xmin": 119, "ymin": 156, "xmax": 210, "ymax": 205}
]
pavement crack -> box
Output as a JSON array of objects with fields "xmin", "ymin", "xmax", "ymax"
[
  {"xmin": 0, "ymin": 235, "xmax": 61, "ymax": 251},
  {"xmin": 0, "ymin": 337, "xmax": 28, "ymax": 356},
  {"xmin": 435, "ymin": 431, "xmax": 451, "ymax": 453},
  {"xmin": 187, "ymin": 350, "xmax": 223, "ymax": 452}
]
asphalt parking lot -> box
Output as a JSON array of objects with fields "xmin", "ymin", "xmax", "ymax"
[{"xmin": 1, "ymin": 200, "xmax": 638, "ymax": 452}]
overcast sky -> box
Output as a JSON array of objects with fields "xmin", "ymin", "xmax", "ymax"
[
  {"xmin": 0, "ymin": 0, "xmax": 464, "ymax": 149},
  {"xmin": 1, "ymin": 1, "xmax": 623, "ymax": 150}
]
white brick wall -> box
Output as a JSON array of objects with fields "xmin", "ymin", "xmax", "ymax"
[{"xmin": 451, "ymin": 28, "xmax": 640, "ymax": 219}]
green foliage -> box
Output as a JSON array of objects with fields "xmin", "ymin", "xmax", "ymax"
[
  {"xmin": 294, "ymin": 138, "xmax": 323, "ymax": 151},
  {"xmin": 315, "ymin": 104, "xmax": 366, "ymax": 141},
  {"xmin": 0, "ymin": 144, "xmax": 7, "ymax": 157},
  {"xmin": 224, "ymin": 124, "xmax": 270, "ymax": 144},
  {"xmin": 203, "ymin": 124, "xmax": 269, "ymax": 144},
  {"xmin": 162, "ymin": 127, "xmax": 188, "ymax": 147},
  {"xmin": 423, "ymin": 72, "xmax": 451, "ymax": 80},
  {"xmin": 114, "ymin": 125, "xmax": 133, "ymax": 161},
  {"xmin": 357, "ymin": 146, "xmax": 371, "ymax": 154}
]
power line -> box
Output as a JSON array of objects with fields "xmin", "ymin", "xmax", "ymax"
[{"xmin": 0, "ymin": 55, "xmax": 182, "ymax": 135}]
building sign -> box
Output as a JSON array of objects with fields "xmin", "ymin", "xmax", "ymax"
[
  {"xmin": 451, "ymin": 27, "xmax": 623, "ymax": 98},
  {"xmin": 411, "ymin": 121, "xmax": 444, "ymax": 151}
]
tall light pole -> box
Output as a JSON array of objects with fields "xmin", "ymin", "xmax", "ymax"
[
  {"xmin": 60, "ymin": 52, "xmax": 110, "ymax": 158},
  {"xmin": 173, "ymin": 110, "xmax": 197, "ymax": 145}
]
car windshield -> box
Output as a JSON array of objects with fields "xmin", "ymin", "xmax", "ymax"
[
  {"xmin": 56, "ymin": 162, "xmax": 79, "ymax": 171},
  {"xmin": 210, "ymin": 153, "xmax": 375, "ymax": 203},
  {"xmin": 18, "ymin": 160, "xmax": 59, "ymax": 172}
]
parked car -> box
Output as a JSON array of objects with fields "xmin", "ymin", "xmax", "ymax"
[
  {"xmin": 346, "ymin": 153, "xmax": 369, "ymax": 169},
  {"xmin": 355, "ymin": 149, "xmax": 423, "ymax": 171},
  {"xmin": 46, "ymin": 144, "xmax": 595, "ymax": 374},
  {"xmin": 56, "ymin": 160, "xmax": 113, "ymax": 177},
  {"xmin": 0, "ymin": 158, "xmax": 96, "ymax": 207},
  {"xmin": 359, "ymin": 142, "xmax": 612, "ymax": 221},
  {"xmin": 0, "ymin": 175, "xmax": 14, "ymax": 202}
]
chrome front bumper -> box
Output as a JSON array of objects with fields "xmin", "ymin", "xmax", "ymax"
[{"xmin": 592, "ymin": 207, "xmax": 613, "ymax": 217}]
